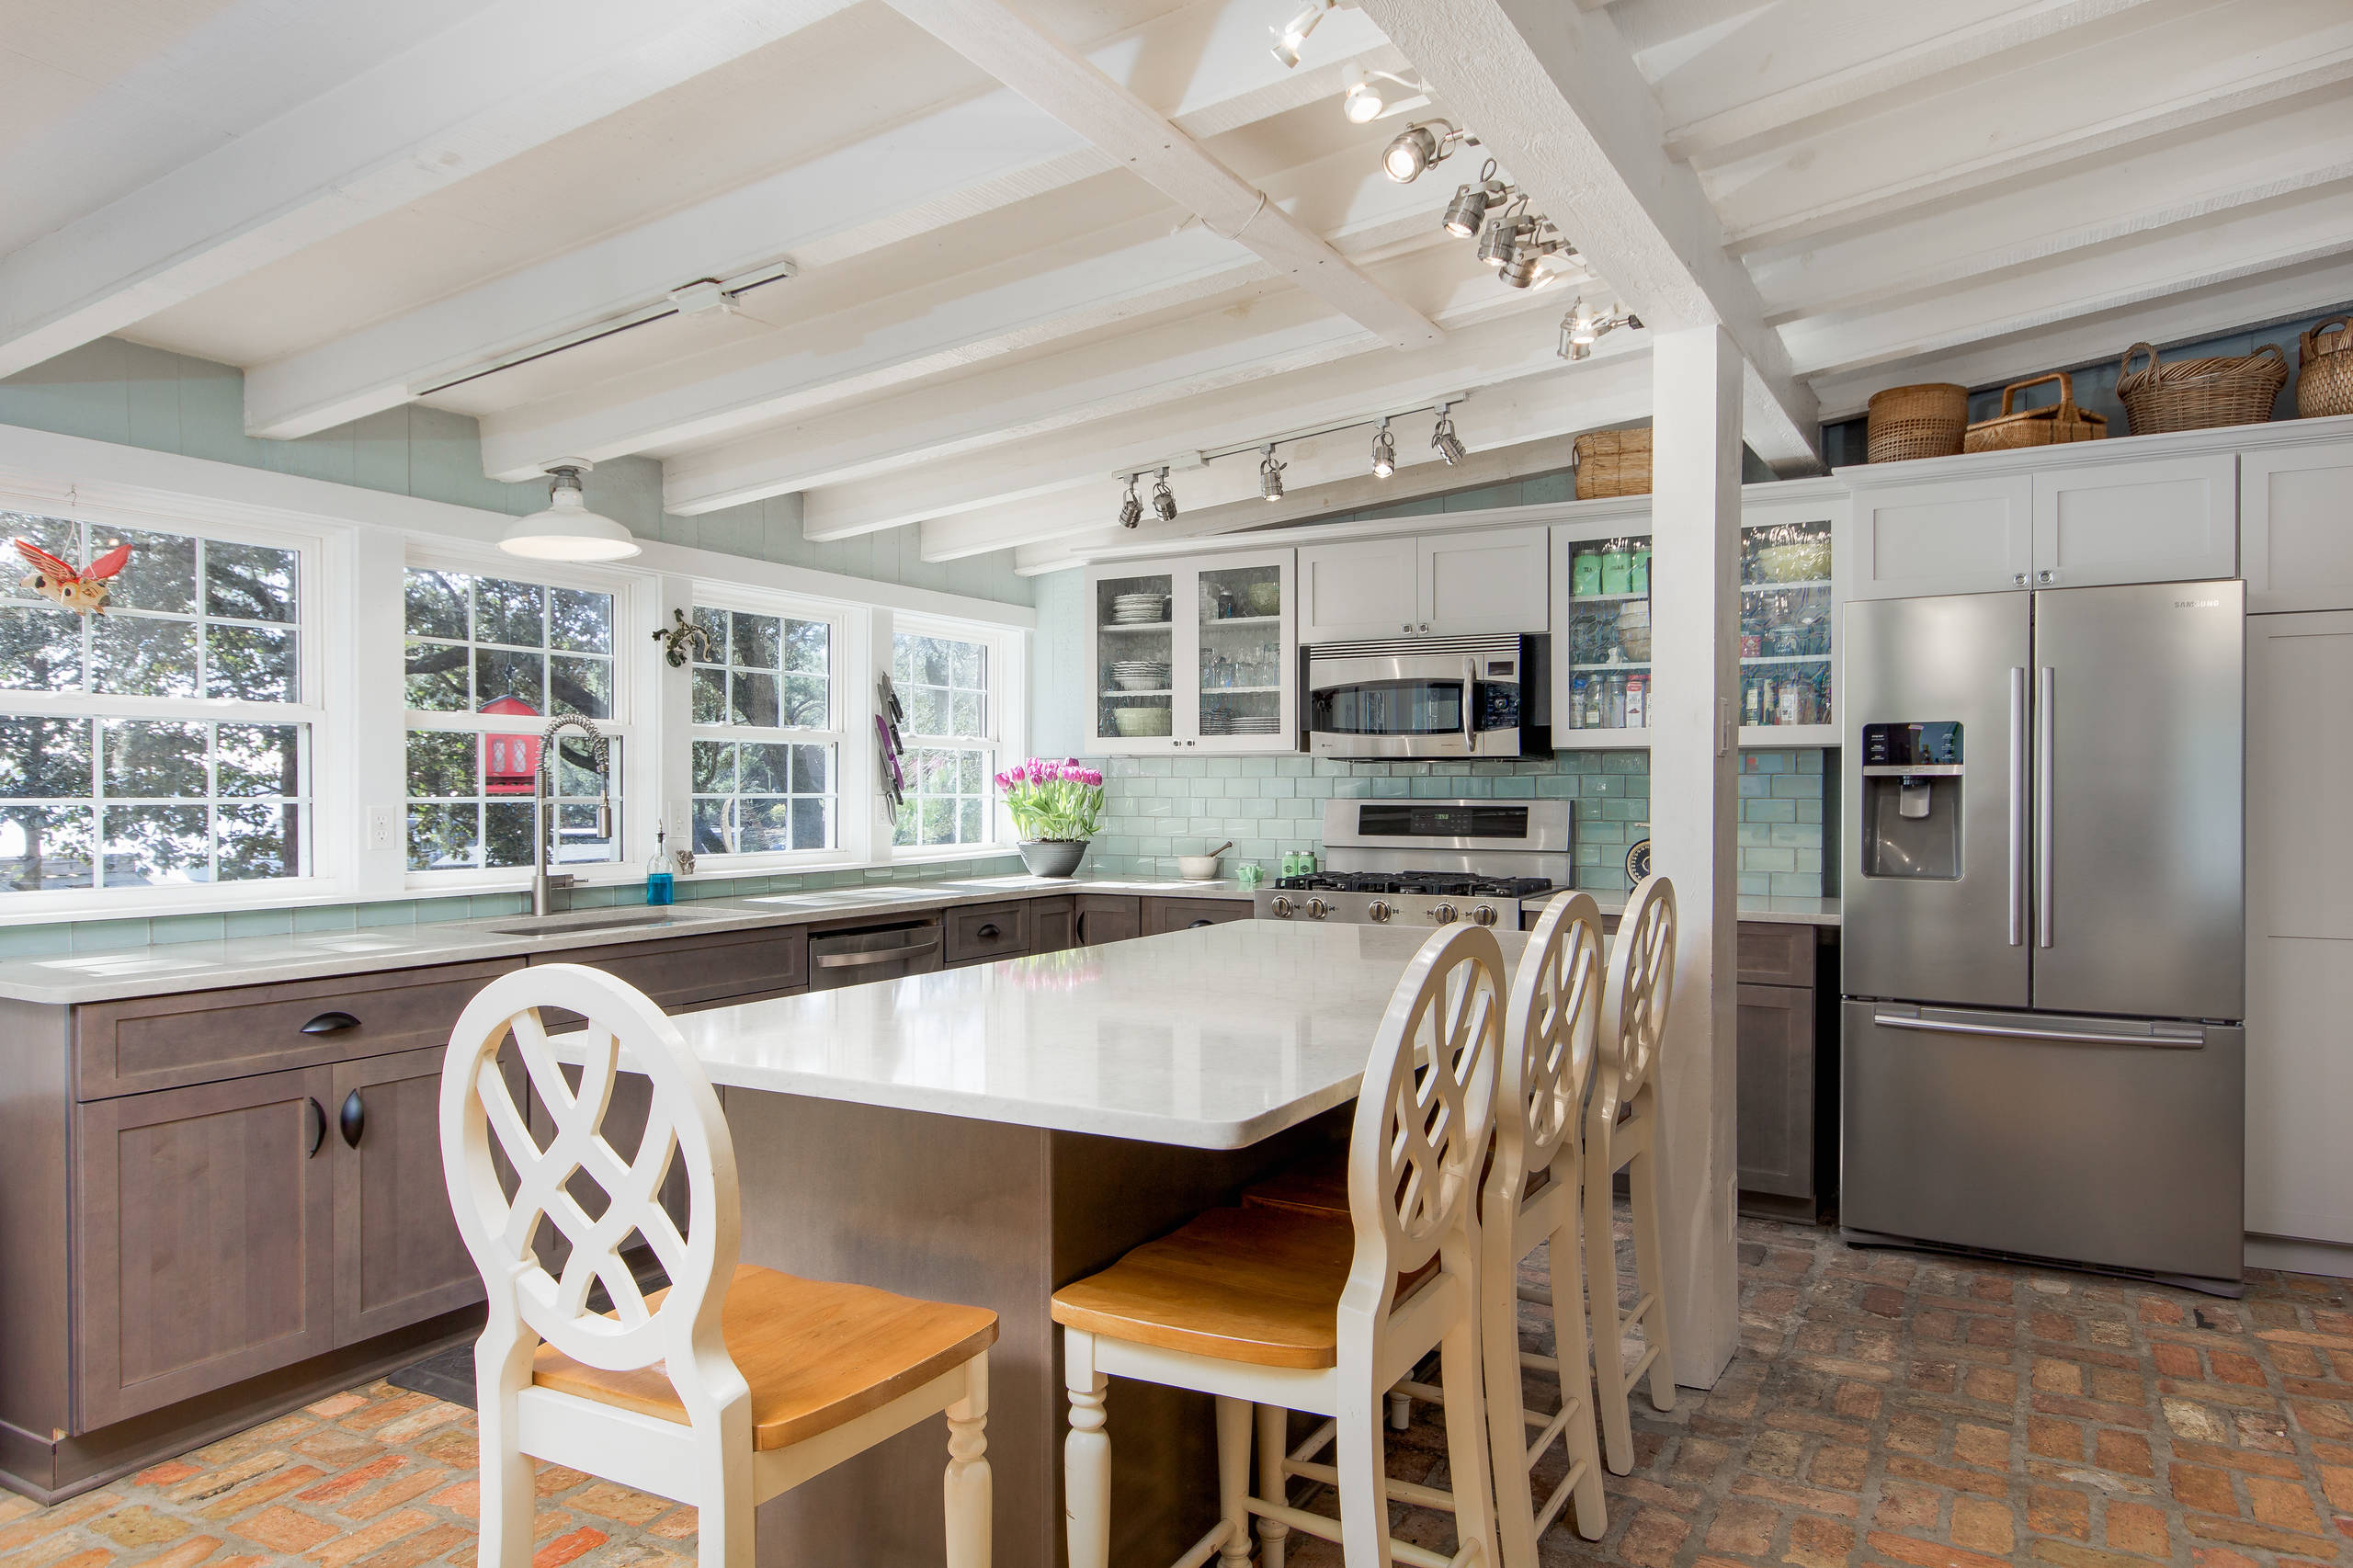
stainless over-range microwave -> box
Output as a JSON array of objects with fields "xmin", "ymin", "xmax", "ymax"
[{"xmin": 1303, "ymin": 633, "xmax": 1550, "ymax": 760}]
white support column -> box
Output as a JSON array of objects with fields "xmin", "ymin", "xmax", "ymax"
[{"xmin": 1645, "ymin": 324, "xmax": 1744, "ymax": 1390}]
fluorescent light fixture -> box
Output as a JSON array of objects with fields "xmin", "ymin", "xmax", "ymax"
[
  {"xmin": 1259, "ymin": 446, "xmax": 1287, "ymax": 501},
  {"xmin": 1270, "ymin": 0, "xmax": 1333, "ymax": 67},
  {"xmin": 1382, "ymin": 120, "xmax": 1460, "ymax": 183},
  {"xmin": 499, "ymin": 465, "xmax": 640, "ymax": 562},
  {"xmin": 1370, "ymin": 418, "xmax": 1396, "ymax": 478}
]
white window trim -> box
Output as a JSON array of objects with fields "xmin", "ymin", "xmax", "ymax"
[
  {"xmin": 883, "ymin": 610, "xmax": 1025, "ymax": 864},
  {"xmin": 0, "ymin": 494, "xmax": 347, "ymax": 921},
  {"xmin": 683, "ymin": 585, "xmax": 858, "ymax": 874},
  {"xmin": 398, "ymin": 543, "xmax": 647, "ymax": 894}
]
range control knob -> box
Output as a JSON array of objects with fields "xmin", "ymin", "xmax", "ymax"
[
  {"xmin": 1427, "ymin": 902, "xmax": 1457, "ymax": 926},
  {"xmin": 1305, "ymin": 898, "xmax": 1332, "ymax": 921},
  {"xmin": 1365, "ymin": 899, "xmax": 1392, "ymax": 923},
  {"xmin": 1268, "ymin": 895, "xmax": 1294, "ymax": 918},
  {"xmin": 1470, "ymin": 903, "xmax": 1499, "ymax": 927}
]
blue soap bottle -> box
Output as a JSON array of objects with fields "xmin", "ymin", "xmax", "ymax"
[{"xmin": 645, "ymin": 827, "xmax": 676, "ymax": 906}]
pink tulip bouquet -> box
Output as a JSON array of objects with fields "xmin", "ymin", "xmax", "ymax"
[{"xmin": 995, "ymin": 756, "xmax": 1104, "ymax": 843}]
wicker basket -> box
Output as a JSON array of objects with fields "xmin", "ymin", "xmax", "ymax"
[
  {"xmin": 2116, "ymin": 341, "xmax": 2287, "ymax": 435},
  {"xmin": 1574, "ymin": 427, "xmax": 1652, "ymax": 498},
  {"xmin": 2296, "ymin": 316, "xmax": 2353, "ymax": 420},
  {"xmin": 1962, "ymin": 371, "xmax": 2108, "ymax": 453},
  {"xmin": 1865, "ymin": 383, "xmax": 1968, "ymax": 462}
]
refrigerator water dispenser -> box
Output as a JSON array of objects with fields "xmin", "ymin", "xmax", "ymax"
[{"xmin": 1860, "ymin": 722, "xmax": 1962, "ymax": 880}]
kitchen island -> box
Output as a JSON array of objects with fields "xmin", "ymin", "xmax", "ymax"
[{"xmin": 654, "ymin": 918, "xmax": 1528, "ymax": 1568}]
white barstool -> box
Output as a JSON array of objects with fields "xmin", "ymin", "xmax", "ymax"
[
  {"xmin": 1480, "ymin": 891, "xmax": 1610, "ymax": 1558},
  {"xmin": 441, "ymin": 963, "xmax": 996, "ymax": 1568},
  {"xmin": 1051, "ymin": 924, "xmax": 1507, "ymax": 1568},
  {"xmin": 1583, "ymin": 874, "xmax": 1679, "ymax": 1473}
]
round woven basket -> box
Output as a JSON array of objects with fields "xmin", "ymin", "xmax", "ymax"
[
  {"xmin": 1865, "ymin": 383, "xmax": 1967, "ymax": 462},
  {"xmin": 2116, "ymin": 341, "xmax": 2287, "ymax": 435},
  {"xmin": 2296, "ymin": 317, "xmax": 2353, "ymax": 420}
]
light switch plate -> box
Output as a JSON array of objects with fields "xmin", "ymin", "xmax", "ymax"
[{"xmin": 368, "ymin": 805, "xmax": 398, "ymax": 851}]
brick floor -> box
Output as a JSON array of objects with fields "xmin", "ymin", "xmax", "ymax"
[{"xmin": 2, "ymin": 1211, "xmax": 2347, "ymax": 1566}]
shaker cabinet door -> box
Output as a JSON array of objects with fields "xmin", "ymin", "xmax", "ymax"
[
  {"xmin": 2031, "ymin": 454, "xmax": 2235, "ymax": 589},
  {"xmin": 2242, "ymin": 440, "xmax": 2353, "ymax": 612},
  {"xmin": 1735, "ymin": 983, "xmax": 1814, "ymax": 1201},
  {"xmin": 1420, "ymin": 527, "xmax": 1549, "ymax": 634},
  {"xmin": 1847, "ymin": 476, "xmax": 2032, "ymax": 599},
  {"xmin": 1300, "ymin": 539, "xmax": 1420, "ymax": 642},
  {"xmin": 75, "ymin": 1066, "xmax": 337, "ymax": 1429},
  {"xmin": 332, "ymin": 1047, "xmax": 485, "ymax": 1346}
]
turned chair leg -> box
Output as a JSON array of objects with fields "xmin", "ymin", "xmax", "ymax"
[
  {"xmin": 944, "ymin": 1355, "xmax": 992, "ymax": 1568},
  {"xmin": 1255, "ymin": 1403, "xmax": 1290, "ymax": 1568},
  {"xmin": 1214, "ymin": 1397, "xmax": 1254, "ymax": 1567},
  {"xmin": 1063, "ymin": 1336, "xmax": 1112, "ymax": 1568}
]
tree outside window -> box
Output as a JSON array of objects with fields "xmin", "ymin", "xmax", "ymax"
[{"xmin": 892, "ymin": 630, "xmax": 995, "ymax": 849}]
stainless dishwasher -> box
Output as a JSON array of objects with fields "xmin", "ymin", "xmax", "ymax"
[{"xmin": 808, "ymin": 917, "xmax": 945, "ymax": 989}]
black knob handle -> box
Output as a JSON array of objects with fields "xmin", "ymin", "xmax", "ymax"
[
  {"xmin": 305, "ymin": 1097, "xmax": 326, "ymax": 1157},
  {"xmin": 339, "ymin": 1090, "xmax": 365, "ymax": 1149},
  {"xmin": 1188, "ymin": 919, "xmax": 1215, "ymax": 929},
  {"xmin": 977, "ymin": 923, "xmax": 1000, "ymax": 938},
  {"xmin": 301, "ymin": 1011, "xmax": 360, "ymax": 1035}
]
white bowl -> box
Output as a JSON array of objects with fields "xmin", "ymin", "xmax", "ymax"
[
  {"xmin": 1176, "ymin": 854, "xmax": 1222, "ymax": 880},
  {"xmin": 1112, "ymin": 706, "xmax": 1172, "ymax": 736}
]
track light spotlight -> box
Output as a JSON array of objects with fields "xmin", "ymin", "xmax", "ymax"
[
  {"xmin": 1477, "ymin": 206, "xmax": 1527, "ymax": 268},
  {"xmin": 1370, "ymin": 418, "xmax": 1396, "ymax": 478},
  {"xmin": 1151, "ymin": 468, "xmax": 1178, "ymax": 522},
  {"xmin": 1442, "ymin": 162, "xmax": 1507, "ymax": 239},
  {"xmin": 1431, "ymin": 411, "xmax": 1466, "ymax": 467},
  {"xmin": 1118, "ymin": 476, "xmax": 1142, "ymax": 528},
  {"xmin": 1269, "ymin": 0, "xmax": 1333, "ymax": 68},
  {"xmin": 1556, "ymin": 297, "xmax": 1641, "ymax": 360},
  {"xmin": 1382, "ymin": 119, "xmax": 1461, "ymax": 183},
  {"xmin": 1342, "ymin": 68, "xmax": 1386, "ymax": 123},
  {"xmin": 1259, "ymin": 445, "xmax": 1287, "ymax": 501}
]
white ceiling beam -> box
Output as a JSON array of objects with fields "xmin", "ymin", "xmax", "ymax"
[
  {"xmin": 0, "ymin": 0, "xmax": 858, "ymax": 382},
  {"xmin": 882, "ymin": 0, "xmax": 1441, "ymax": 353},
  {"xmin": 1653, "ymin": 0, "xmax": 2163, "ymax": 163},
  {"xmin": 803, "ymin": 305, "xmax": 1597, "ymax": 550},
  {"xmin": 1781, "ymin": 184, "xmax": 2353, "ymax": 378},
  {"xmin": 1708, "ymin": 6, "xmax": 2353, "ymax": 251},
  {"xmin": 1353, "ymin": 0, "xmax": 1824, "ymax": 476},
  {"xmin": 1748, "ymin": 96, "xmax": 2353, "ymax": 320},
  {"xmin": 242, "ymin": 0, "xmax": 1406, "ymax": 440},
  {"xmin": 476, "ymin": 142, "xmax": 1461, "ymax": 483},
  {"xmin": 1806, "ymin": 254, "xmax": 2353, "ymax": 419}
]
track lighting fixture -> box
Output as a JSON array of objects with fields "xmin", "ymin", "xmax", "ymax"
[
  {"xmin": 1340, "ymin": 66, "xmax": 1426, "ymax": 124},
  {"xmin": 1477, "ymin": 199, "xmax": 1529, "ymax": 268},
  {"xmin": 1118, "ymin": 475, "xmax": 1142, "ymax": 528},
  {"xmin": 1370, "ymin": 418, "xmax": 1396, "ymax": 479},
  {"xmin": 1259, "ymin": 445, "xmax": 1287, "ymax": 501},
  {"xmin": 1556, "ymin": 297, "xmax": 1643, "ymax": 360},
  {"xmin": 1442, "ymin": 161, "xmax": 1508, "ymax": 239},
  {"xmin": 1151, "ymin": 468, "xmax": 1178, "ymax": 522},
  {"xmin": 1382, "ymin": 119, "xmax": 1464, "ymax": 183},
  {"xmin": 499, "ymin": 463, "xmax": 641, "ymax": 561},
  {"xmin": 1431, "ymin": 410, "xmax": 1466, "ymax": 467},
  {"xmin": 1269, "ymin": 0, "xmax": 1335, "ymax": 68},
  {"xmin": 1501, "ymin": 225, "xmax": 1564, "ymax": 290}
]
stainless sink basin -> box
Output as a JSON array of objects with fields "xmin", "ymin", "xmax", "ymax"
[{"xmin": 481, "ymin": 907, "xmax": 729, "ymax": 937}]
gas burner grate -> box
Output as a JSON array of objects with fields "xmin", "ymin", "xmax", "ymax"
[{"xmin": 1273, "ymin": 871, "xmax": 1554, "ymax": 897}]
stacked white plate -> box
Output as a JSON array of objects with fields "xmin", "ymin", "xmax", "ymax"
[
  {"xmin": 1200, "ymin": 714, "xmax": 1282, "ymax": 735},
  {"xmin": 1109, "ymin": 659, "xmax": 1170, "ymax": 692},
  {"xmin": 1109, "ymin": 593, "xmax": 1168, "ymax": 624}
]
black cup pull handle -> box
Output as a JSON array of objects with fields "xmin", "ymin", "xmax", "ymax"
[
  {"xmin": 301, "ymin": 1011, "xmax": 360, "ymax": 1035},
  {"xmin": 1188, "ymin": 918, "xmax": 1216, "ymax": 929},
  {"xmin": 976, "ymin": 922, "xmax": 1000, "ymax": 938},
  {"xmin": 305, "ymin": 1097, "xmax": 326, "ymax": 1157},
  {"xmin": 339, "ymin": 1090, "xmax": 365, "ymax": 1149}
]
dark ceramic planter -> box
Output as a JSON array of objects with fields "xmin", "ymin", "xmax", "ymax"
[{"xmin": 1017, "ymin": 839, "xmax": 1089, "ymax": 878}]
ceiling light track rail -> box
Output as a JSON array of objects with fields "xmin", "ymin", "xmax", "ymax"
[{"xmin": 1109, "ymin": 391, "xmax": 1470, "ymax": 527}]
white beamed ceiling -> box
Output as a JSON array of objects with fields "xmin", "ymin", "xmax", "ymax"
[{"xmin": 6, "ymin": 0, "xmax": 2346, "ymax": 565}]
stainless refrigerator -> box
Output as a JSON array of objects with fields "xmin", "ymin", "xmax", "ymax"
[{"xmin": 1840, "ymin": 580, "xmax": 2245, "ymax": 1292}]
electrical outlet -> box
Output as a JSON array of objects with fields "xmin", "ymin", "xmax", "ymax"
[
  {"xmin": 368, "ymin": 805, "xmax": 398, "ymax": 851},
  {"xmin": 667, "ymin": 801, "xmax": 688, "ymax": 838}
]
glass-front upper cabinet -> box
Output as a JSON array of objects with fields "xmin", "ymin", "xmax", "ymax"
[
  {"xmin": 1086, "ymin": 549, "xmax": 1297, "ymax": 753},
  {"xmin": 1550, "ymin": 495, "xmax": 1841, "ymax": 748}
]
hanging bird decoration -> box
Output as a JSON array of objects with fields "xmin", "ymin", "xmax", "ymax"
[{"xmin": 14, "ymin": 540, "xmax": 131, "ymax": 615}]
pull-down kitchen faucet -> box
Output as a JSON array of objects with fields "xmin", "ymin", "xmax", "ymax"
[{"xmin": 534, "ymin": 714, "xmax": 612, "ymax": 917}]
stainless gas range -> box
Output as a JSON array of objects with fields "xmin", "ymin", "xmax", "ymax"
[{"xmin": 1253, "ymin": 799, "xmax": 1574, "ymax": 929}]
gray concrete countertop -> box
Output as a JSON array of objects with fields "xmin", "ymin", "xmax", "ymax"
[
  {"xmin": 1524, "ymin": 888, "xmax": 1842, "ymax": 927},
  {"xmin": 0, "ymin": 872, "xmax": 1255, "ymax": 1006}
]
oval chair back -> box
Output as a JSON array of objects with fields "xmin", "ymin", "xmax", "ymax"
[
  {"xmin": 1590, "ymin": 874, "xmax": 1677, "ymax": 1137},
  {"xmin": 1493, "ymin": 892, "xmax": 1605, "ymax": 1204}
]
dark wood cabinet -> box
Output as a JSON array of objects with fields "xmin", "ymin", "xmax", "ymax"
[
  {"xmin": 1735, "ymin": 982, "xmax": 1816, "ymax": 1203},
  {"xmin": 1142, "ymin": 897, "xmax": 1252, "ymax": 936},
  {"xmin": 1074, "ymin": 894, "xmax": 1142, "ymax": 945},
  {"xmin": 534, "ymin": 925, "xmax": 807, "ymax": 1013},
  {"xmin": 1031, "ymin": 896, "xmax": 1075, "ymax": 953},
  {"xmin": 331, "ymin": 1047, "xmax": 484, "ymax": 1346},
  {"xmin": 944, "ymin": 901, "xmax": 1031, "ymax": 966},
  {"xmin": 74, "ymin": 1066, "xmax": 338, "ymax": 1428}
]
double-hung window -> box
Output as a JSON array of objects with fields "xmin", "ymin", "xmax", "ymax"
[
  {"xmin": 402, "ymin": 562, "xmax": 626, "ymax": 875},
  {"xmin": 688, "ymin": 599, "xmax": 842, "ymax": 859},
  {"xmin": 891, "ymin": 625, "xmax": 1000, "ymax": 851},
  {"xmin": 0, "ymin": 509, "xmax": 314, "ymax": 895}
]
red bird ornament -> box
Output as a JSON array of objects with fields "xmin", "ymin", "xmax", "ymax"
[{"xmin": 14, "ymin": 539, "xmax": 131, "ymax": 615}]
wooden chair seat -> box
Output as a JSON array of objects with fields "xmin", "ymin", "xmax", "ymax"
[
  {"xmin": 535, "ymin": 1264, "xmax": 999, "ymax": 1450},
  {"xmin": 1245, "ymin": 1147, "xmax": 1553, "ymax": 1221}
]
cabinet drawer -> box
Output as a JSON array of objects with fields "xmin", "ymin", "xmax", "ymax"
[
  {"xmin": 1736, "ymin": 922, "xmax": 1815, "ymax": 986},
  {"xmin": 74, "ymin": 959, "xmax": 524, "ymax": 1101},
  {"xmin": 533, "ymin": 926, "xmax": 809, "ymax": 1013},
  {"xmin": 945, "ymin": 901, "xmax": 1031, "ymax": 966},
  {"xmin": 1145, "ymin": 897, "xmax": 1253, "ymax": 935},
  {"xmin": 1075, "ymin": 894, "xmax": 1142, "ymax": 945}
]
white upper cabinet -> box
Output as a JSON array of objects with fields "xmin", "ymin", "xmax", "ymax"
[
  {"xmin": 2032, "ymin": 453, "xmax": 2235, "ymax": 588},
  {"xmin": 1299, "ymin": 526, "xmax": 1549, "ymax": 642},
  {"xmin": 2242, "ymin": 437, "xmax": 2353, "ymax": 612},
  {"xmin": 1848, "ymin": 474, "xmax": 2032, "ymax": 598},
  {"xmin": 1086, "ymin": 550, "xmax": 1298, "ymax": 754}
]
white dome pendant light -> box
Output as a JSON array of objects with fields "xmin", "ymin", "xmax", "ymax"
[{"xmin": 499, "ymin": 462, "xmax": 641, "ymax": 562}]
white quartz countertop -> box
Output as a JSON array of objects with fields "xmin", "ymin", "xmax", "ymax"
[
  {"xmin": 655, "ymin": 920, "xmax": 1529, "ymax": 1149},
  {"xmin": 0, "ymin": 873, "xmax": 1255, "ymax": 1006},
  {"xmin": 1525, "ymin": 888, "xmax": 1842, "ymax": 927}
]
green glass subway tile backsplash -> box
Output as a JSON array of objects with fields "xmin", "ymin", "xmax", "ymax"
[{"xmin": 1082, "ymin": 749, "xmax": 1834, "ymax": 899}]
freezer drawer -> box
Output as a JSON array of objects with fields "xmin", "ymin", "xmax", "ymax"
[{"xmin": 1840, "ymin": 1001, "xmax": 2243, "ymax": 1285}]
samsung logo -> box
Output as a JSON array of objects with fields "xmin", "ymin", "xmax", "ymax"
[{"xmin": 2173, "ymin": 598, "xmax": 2222, "ymax": 608}]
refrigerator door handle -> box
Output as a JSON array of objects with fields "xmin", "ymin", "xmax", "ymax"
[
  {"xmin": 2008, "ymin": 666, "xmax": 2028, "ymax": 946},
  {"xmin": 2036, "ymin": 665, "xmax": 2055, "ymax": 949},
  {"xmin": 1872, "ymin": 1009, "xmax": 2205, "ymax": 1049}
]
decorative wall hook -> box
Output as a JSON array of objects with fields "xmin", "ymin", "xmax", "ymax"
[{"xmin": 651, "ymin": 608, "xmax": 714, "ymax": 667}]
